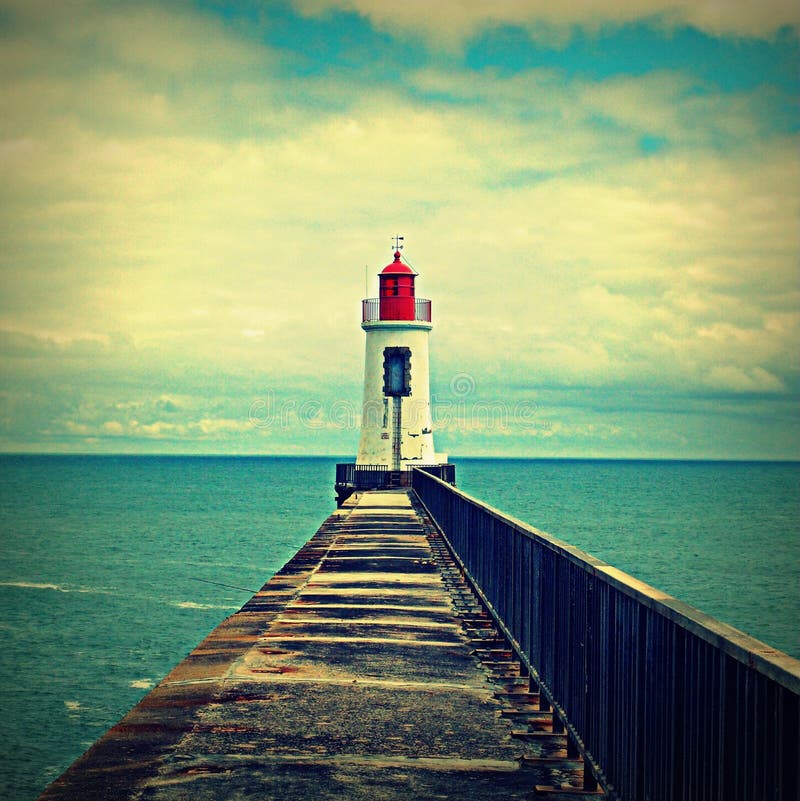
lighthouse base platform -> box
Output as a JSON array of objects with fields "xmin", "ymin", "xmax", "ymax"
[{"xmin": 334, "ymin": 463, "xmax": 456, "ymax": 506}]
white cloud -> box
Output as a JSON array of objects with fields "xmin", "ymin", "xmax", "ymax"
[
  {"xmin": 293, "ymin": 0, "xmax": 800, "ymax": 41},
  {"xmin": 704, "ymin": 365, "xmax": 785, "ymax": 393}
]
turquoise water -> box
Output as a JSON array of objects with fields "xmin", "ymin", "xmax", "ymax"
[
  {"xmin": 0, "ymin": 455, "xmax": 336, "ymax": 801},
  {"xmin": 455, "ymin": 459, "xmax": 799, "ymax": 660},
  {"xmin": 0, "ymin": 455, "xmax": 798, "ymax": 800}
]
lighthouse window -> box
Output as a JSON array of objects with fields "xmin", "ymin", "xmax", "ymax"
[{"xmin": 383, "ymin": 347, "xmax": 411, "ymax": 397}]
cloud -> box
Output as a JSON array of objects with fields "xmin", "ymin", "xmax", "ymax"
[
  {"xmin": 0, "ymin": 1, "xmax": 269, "ymax": 76},
  {"xmin": 704, "ymin": 365, "xmax": 785, "ymax": 393},
  {"xmin": 293, "ymin": 0, "xmax": 800, "ymax": 41},
  {"xmin": 101, "ymin": 421, "xmax": 125, "ymax": 435}
]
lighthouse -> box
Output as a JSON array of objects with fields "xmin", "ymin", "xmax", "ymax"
[{"xmin": 335, "ymin": 240, "xmax": 453, "ymax": 503}]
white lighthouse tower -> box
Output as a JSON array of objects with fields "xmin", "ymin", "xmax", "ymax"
[{"xmin": 336, "ymin": 240, "xmax": 451, "ymax": 502}]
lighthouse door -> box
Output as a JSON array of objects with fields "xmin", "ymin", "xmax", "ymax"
[{"xmin": 382, "ymin": 348, "xmax": 411, "ymax": 397}]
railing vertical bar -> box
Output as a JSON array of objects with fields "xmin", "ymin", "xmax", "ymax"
[
  {"xmin": 673, "ymin": 626, "xmax": 685, "ymax": 801},
  {"xmin": 688, "ymin": 634, "xmax": 698, "ymax": 800},
  {"xmin": 781, "ymin": 687, "xmax": 799, "ymax": 799}
]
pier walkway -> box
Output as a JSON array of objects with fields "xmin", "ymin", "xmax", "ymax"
[{"xmin": 40, "ymin": 490, "xmax": 589, "ymax": 801}]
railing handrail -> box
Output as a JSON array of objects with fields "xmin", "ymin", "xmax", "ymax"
[
  {"xmin": 336, "ymin": 463, "xmax": 455, "ymax": 494},
  {"xmin": 336, "ymin": 463, "xmax": 442, "ymax": 471},
  {"xmin": 412, "ymin": 468, "xmax": 800, "ymax": 691},
  {"xmin": 362, "ymin": 296, "xmax": 431, "ymax": 303}
]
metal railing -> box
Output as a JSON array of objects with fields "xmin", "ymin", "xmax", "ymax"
[
  {"xmin": 335, "ymin": 463, "xmax": 387, "ymax": 489},
  {"xmin": 336, "ymin": 463, "xmax": 455, "ymax": 490},
  {"xmin": 412, "ymin": 468, "xmax": 800, "ymax": 801},
  {"xmin": 361, "ymin": 297, "xmax": 431, "ymax": 323}
]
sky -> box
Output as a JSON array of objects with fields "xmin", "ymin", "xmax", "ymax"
[{"xmin": 0, "ymin": 0, "xmax": 798, "ymax": 459}]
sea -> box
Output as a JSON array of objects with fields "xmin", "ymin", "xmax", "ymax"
[{"xmin": 0, "ymin": 454, "xmax": 798, "ymax": 801}]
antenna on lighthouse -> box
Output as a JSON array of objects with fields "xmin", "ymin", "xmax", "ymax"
[{"xmin": 392, "ymin": 234, "xmax": 404, "ymax": 252}]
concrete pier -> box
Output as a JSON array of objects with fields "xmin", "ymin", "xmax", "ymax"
[{"xmin": 39, "ymin": 490, "xmax": 589, "ymax": 800}]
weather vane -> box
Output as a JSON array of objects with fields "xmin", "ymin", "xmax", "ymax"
[{"xmin": 392, "ymin": 234, "xmax": 404, "ymax": 251}]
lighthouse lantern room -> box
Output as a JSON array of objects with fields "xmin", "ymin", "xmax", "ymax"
[{"xmin": 378, "ymin": 251, "xmax": 417, "ymax": 320}]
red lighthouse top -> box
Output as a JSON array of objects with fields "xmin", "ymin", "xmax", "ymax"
[
  {"xmin": 379, "ymin": 251, "xmax": 417, "ymax": 320},
  {"xmin": 361, "ymin": 241, "xmax": 431, "ymax": 325}
]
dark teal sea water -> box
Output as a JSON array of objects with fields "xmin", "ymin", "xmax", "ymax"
[{"xmin": 1, "ymin": 455, "xmax": 798, "ymax": 801}]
